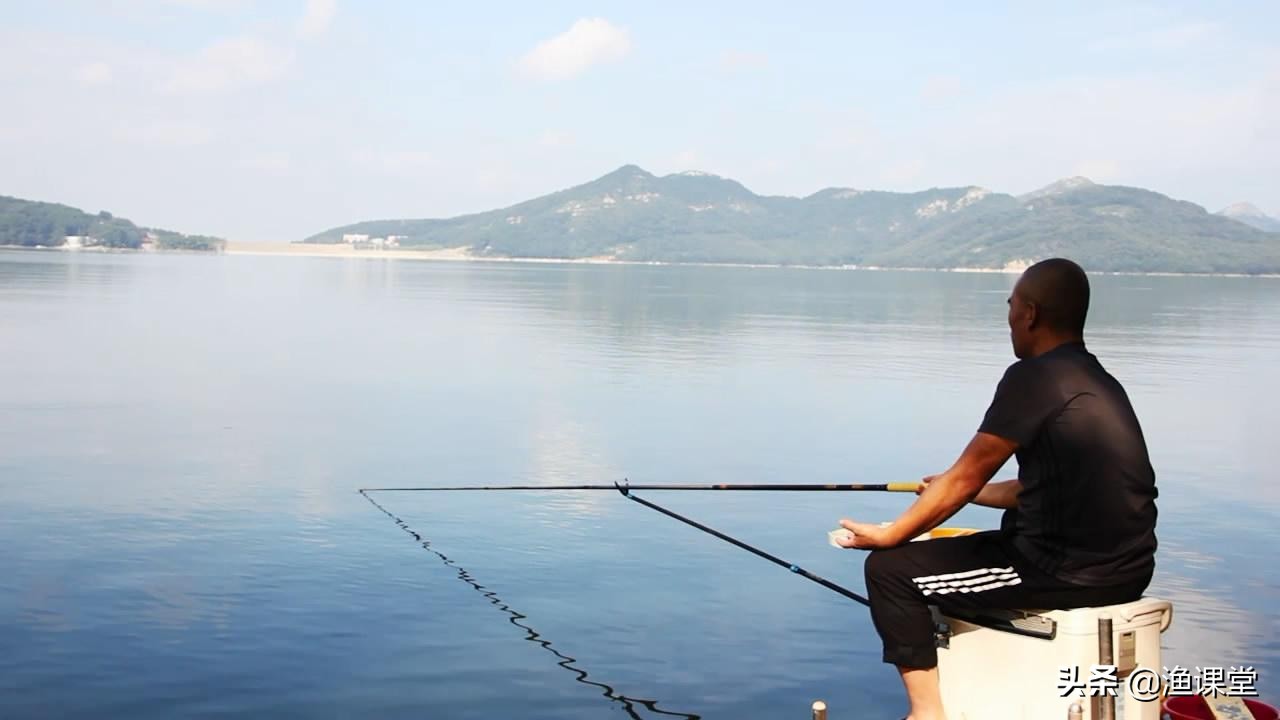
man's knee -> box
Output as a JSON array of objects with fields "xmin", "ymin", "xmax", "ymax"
[{"xmin": 864, "ymin": 547, "xmax": 895, "ymax": 587}]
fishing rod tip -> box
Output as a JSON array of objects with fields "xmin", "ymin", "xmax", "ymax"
[{"xmin": 613, "ymin": 480, "xmax": 630, "ymax": 497}]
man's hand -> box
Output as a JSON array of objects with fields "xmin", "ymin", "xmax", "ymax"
[
  {"xmin": 916, "ymin": 475, "xmax": 938, "ymax": 495},
  {"xmin": 835, "ymin": 519, "xmax": 899, "ymax": 549}
]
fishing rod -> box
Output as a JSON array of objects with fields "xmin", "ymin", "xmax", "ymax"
[
  {"xmin": 359, "ymin": 480, "xmax": 1054, "ymax": 640},
  {"xmin": 359, "ymin": 481, "xmax": 921, "ymax": 493},
  {"xmin": 613, "ymin": 481, "xmax": 1058, "ymax": 640},
  {"xmin": 613, "ymin": 481, "xmax": 871, "ymax": 607}
]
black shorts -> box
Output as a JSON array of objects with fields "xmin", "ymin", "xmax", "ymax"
[{"xmin": 863, "ymin": 531, "xmax": 1152, "ymax": 668}]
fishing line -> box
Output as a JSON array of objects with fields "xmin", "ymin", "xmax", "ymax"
[
  {"xmin": 360, "ymin": 481, "xmax": 920, "ymax": 493},
  {"xmin": 359, "ymin": 489, "xmax": 700, "ymax": 720}
]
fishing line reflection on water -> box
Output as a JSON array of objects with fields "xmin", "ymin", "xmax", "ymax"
[{"xmin": 359, "ymin": 490, "xmax": 700, "ymax": 720}]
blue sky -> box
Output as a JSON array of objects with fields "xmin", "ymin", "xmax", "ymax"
[{"xmin": 1, "ymin": 1, "xmax": 1277, "ymax": 240}]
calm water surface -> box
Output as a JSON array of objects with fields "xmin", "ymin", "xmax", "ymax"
[{"xmin": 2, "ymin": 250, "xmax": 1278, "ymax": 718}]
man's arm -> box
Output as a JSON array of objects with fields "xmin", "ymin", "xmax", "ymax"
[
  {"xmin": 840, "ymin": 432, "xmax": 1017, "ymax": 548},
  {"xmin": 918, "ymin": 475, "xmax": 1021, "ymax": 509},
  {"xmin": 972, "ymin": 479, "xmax": 1022, "ymax": 509}
]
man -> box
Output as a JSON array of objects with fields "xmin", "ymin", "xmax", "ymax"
[{"xmin": 835, "ymin": 258, "xmax": 1158, "ymax": 720}]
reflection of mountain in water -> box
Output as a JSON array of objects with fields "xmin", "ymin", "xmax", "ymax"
[
  {"xmin": 341, "ymin": 260, "xmax": 1280, "ymax": 363},
  {"xmin": 0, "ymin": 249, "xmax": 140, "ymax": 299},
  {"xmin": 504, "ymin": 264, "xmax": 1280, "ymax": 345}
]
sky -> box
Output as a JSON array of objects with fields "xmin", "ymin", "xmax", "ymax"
[{"xmin": 1, "ymin": 1, "xmax": 1277, "ymax": 241}]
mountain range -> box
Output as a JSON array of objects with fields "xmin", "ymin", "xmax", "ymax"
[
  {"xmin": 0, "ymin": 195, "xmax": 225, "ymax": 252},
  {"xmin": 305, "ymin": 166, "xmax": 1280, "ymax": 274},
  {"xmin": 1217, "ymin": 202, "xmax": 1280, "ymax": 233}
]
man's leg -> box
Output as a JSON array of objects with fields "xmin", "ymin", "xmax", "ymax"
[
  {"xmin": 897, "ymin": 666, "xmax": 945, "ymax": 720},
  {"xmin": 864, "ymin": 532, "xmax": 1019, "ymax": 720},
  {"xmin": 863, "ymin": 531, "xmax": 1151, "ymax": 720}
]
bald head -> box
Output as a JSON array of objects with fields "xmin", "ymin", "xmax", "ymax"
[{"xmin": 1015, "ymin": 258, "xmax": 1091, "ymax": 336}]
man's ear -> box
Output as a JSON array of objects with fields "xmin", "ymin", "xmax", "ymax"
[{"xmin": 1025, "ymin": 301, "xmax": 1040, "ymax": 330}]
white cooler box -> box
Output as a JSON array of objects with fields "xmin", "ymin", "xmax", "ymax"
[{"xmin": 936, "ymin": 596, "xmax": 1173, "ymax": 720}]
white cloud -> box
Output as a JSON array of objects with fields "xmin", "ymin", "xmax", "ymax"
[
  {"xmin": 117, "ymin": 121, "xmax": 215, "ymax": 147},
  {"xmin": 156, "ymin": 0, "xmax": 252, "ymax": 9},
  {"xmin": 241, "ymin": 150, "xmax": 291, "ymax": 172},
  {"xmin": 1072, "ymin": 159, "xmax": 1121, "ymax": 182},
  {"xmin": 920, "ymin": 74, "xmax": 963, "ymax": 103},
  {"xmin": 518, "ymin": 18, "xmax": 631, "ymax": 81},
  {"xmin": 754, "ymin": 66, "xmax": 1272, "ymax": 205},
  {"xmin": 719, "ymin": 50, "xmax": 768, "ymax": 72},
  {"xmin": 809, "ymin": 107, "xmax": 882, "ymax": 153},
  {"xmin": 820, "ymin": 118, "xmax": 880, "ymax": 152},
  {"xmin": 351, "ymin": 149, "xmax": 434, "ymax": 174},
  {"xmin": 163, "ymin": 35, "xmax": 294, "ymax": 94},
  {"xmin": 1089, "ymin": 20, "xmax": 1226, "ymax": 53},
  {"xmin": 913, "ymin": 72, "xmax": 1272, "ymax": 201},
  {"xmin": 881, "ymin": 157, "xmax": 926, "ymax": 187},
  {"xmin": 538, "ymin": 130, "xmax": 575, "ymax": 148},
  {"xmin": 297, "ymin": 0, "xmax": 337, "ymax": 39},
  {"xmin": 76, "ymin": 61, "xmax": 113, "ymax": 87},
  {"xmin": 472, "ymin": 163, "xmax": 520, "ymax": 192},
  {"xmin": 668, "ymin": 149, "xmax": 702, "ymax": 172}
]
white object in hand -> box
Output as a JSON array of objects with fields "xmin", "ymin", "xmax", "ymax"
[{"xmin": 828, "ymin": 528, "xmax": 855, "ymax": 547}]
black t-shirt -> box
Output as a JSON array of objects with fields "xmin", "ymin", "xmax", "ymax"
[{"xmin": 978, "ymin": 340, "xmax": 1158, "ymax": 585}]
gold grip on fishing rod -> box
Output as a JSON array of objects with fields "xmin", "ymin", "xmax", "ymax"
[{"xmin": 886, "ymin": 482, "xmax": 922, "ymax": 492}]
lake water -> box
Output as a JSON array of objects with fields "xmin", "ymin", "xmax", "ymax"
[{"xmin": 2, "ymin": 249, "xmax": 1278, "ymax": 719}]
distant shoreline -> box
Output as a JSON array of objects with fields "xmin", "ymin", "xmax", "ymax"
[
  {"xmin": 227, "ymin": 241, "xmax": 1280, "ymax": 279},
  {"xmin": 0, "ymin": 244, "xmax": 219, "ymax": 257},
  {"xmin": 5, "ymin": 242, "xmax": 1279, "ymax": 279}
]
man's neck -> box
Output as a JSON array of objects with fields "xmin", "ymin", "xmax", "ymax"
[{"xmin": 1028, "ymin": 334, "xmax": 1084, "ymax": 358}]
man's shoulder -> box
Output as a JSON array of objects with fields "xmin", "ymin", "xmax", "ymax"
[
  {"xmin": 996, "ymin": 356, "xmax": 1046, "ymax": 386},
  {"xmin": 981, "ymin": 358, "xmax": 1059, "ymax": 446},
  {"xmin": 1041, "ymin": 342, "xmax": 1124, "ymax": 389},
  {"xmin": 1013, "ymin": 342, "xmax": 1100, "ymax": 381}
]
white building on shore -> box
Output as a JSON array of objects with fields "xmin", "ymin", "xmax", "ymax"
[{"xmin": 344, "ymin": 233, "xmax": 403, "ymax": 250}]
